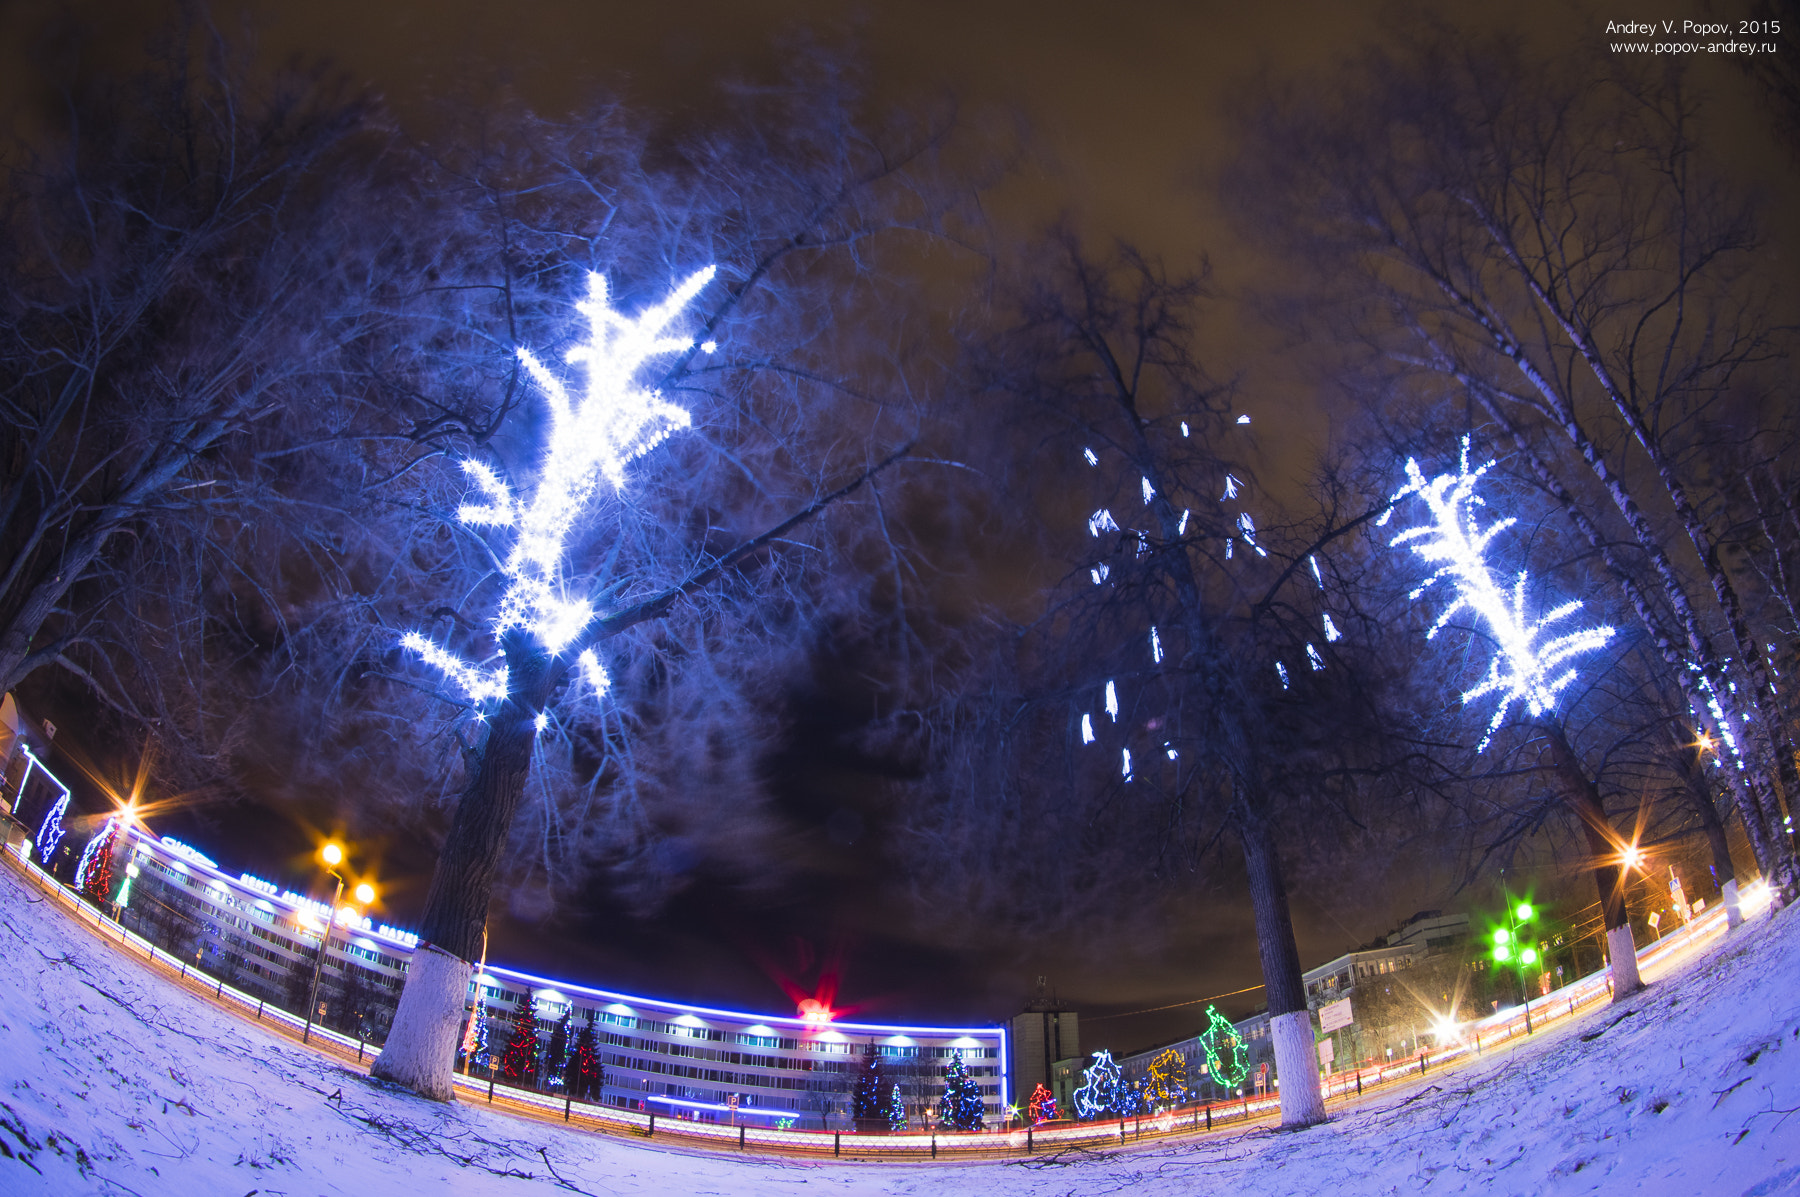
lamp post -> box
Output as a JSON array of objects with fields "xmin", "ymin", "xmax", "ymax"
[
  {"xmin": 302, "ymin": 842, "xmax": 348, "ymax": 1045},
  {"xmin": 1490, "ymin": 898, "xmax": 1538, "ymax": 1033}
]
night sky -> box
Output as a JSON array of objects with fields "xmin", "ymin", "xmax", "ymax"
[{"xmin": 4, "ymin": 0, "xmax": 1788, "ymax": 1057}]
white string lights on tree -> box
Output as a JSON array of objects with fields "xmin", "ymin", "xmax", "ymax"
[
  {"xmin": 1382, "ymin": 437, "xmax": 1615, "ymax": 751},
  {"xmin": 402, "ymin": 266, "xmax": 717, "ymax": 706}
]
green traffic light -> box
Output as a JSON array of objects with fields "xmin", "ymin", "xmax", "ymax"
[
  {"xmin": 1516, "ymin": 903, "xmax": 1534, "ymax": 922},
  {"xmin": 1493, "ymin": 944, "xmax": 1512, "ymax": 962},
  {"xmin": 1493, "ymin": 927, "xmax": 1511, "ymax": 945},
  {"xmin": 1521, "ymin": 947, "xmax": 1538, "ymax": 965}
]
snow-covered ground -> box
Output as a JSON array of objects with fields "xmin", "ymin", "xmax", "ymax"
[{"xmin": 2, "ymin": 859, "xmax": 1797, "ymax": 1197}]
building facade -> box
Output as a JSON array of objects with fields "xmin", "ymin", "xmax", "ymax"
[{"xmin": 105, "ymin": 824, "xmax": 1008, "ymax": 1127}]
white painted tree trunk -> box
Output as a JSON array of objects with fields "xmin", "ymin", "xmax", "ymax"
[
  {"xmin": 1606, "ymin": 924, "xmax": 1642, "ymax": 1000},
  {"xmin": 370, "ymin": 944, "xmax": 471, "ymax": 1101},
  {"xmin": 1269, "ymin": 1009, "xmax": 1326, "ymax": 1128},
  {"xmin": 1723, "ymin": 878, "xmax": 1743, "ymax": 930}
]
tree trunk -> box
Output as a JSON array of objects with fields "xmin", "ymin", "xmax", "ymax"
[
  {"xmin": 1543, "ymin": 726, "xmax": 1641, "ymax": 998},
  {"xmin": 372, "ymin": 632, "xmax": 554, "ymax": 1099},
  {"xmin": 1471, "ymin": 388, "xmax": 1790, "ymax": 889},
  {"xmin": 1235, "ymin": 793, "xmax": 1325, "ymax": 1129},
  {"xmin": 1676, "ymin": 751, "xmax": 1744, "ymax": 931}
]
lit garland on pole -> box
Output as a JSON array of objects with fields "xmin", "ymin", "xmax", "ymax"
[{"xmin": 1380, "ymin": 437, "xmax": 1615, "ymax": 751}]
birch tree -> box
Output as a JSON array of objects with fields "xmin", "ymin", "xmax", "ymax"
[
  {"xmin": 358, "ymin": 79, "xmax": 980, "ymax": 1099},
  {"xmin": 1238, "ymin": 36, "xmax": 1800, "ymax": 899}
]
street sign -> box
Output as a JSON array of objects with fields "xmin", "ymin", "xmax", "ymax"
[
  {"xmin": 1317, "ymin": 1037, "xmax": 1335, "ymax": 1068},
  {"xmin": 1319, "ymin": 997, "xmax": 1354, "ymax": 1032}
]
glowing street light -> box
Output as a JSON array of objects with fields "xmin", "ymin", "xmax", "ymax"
[
  {"xmin": 354, "ymin": 882, "xmax": 376, "ymax": 905},
  {"xmin": 302, "ymin": 840, "xmax": 351, "ymax": 1045},
  {"xmin": 1491, "ymin": 893, "xmax": 1539, "ymax": 1033}
]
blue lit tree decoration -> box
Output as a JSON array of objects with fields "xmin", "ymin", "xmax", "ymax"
[
  {"xmin": 1073, "ymin": 1049, "xmax": 1128, "ymax": 1121},
  {"xmin": 938, "ymin": 1050, "xmax": 986, "ymax": 1131},
  {"xmin": 886, "ymin": 1082, "xmax": 908, "ymax": 1132},
  {"xmin": 1385, "ymin": 437, "xmax": 1644, "ymax": 998}
]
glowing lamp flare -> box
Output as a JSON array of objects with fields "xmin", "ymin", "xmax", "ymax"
[{"xmin": 797, "ymin": 998, "xmax": 834, "ymax": 1025}]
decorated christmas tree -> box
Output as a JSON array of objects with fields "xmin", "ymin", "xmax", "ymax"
[
  {"xmin": 1027, "ymin": 1083, "xmax": 1057, "ymax": 1125},
  {"xmin": 886, "ymin": 1082, "xmax": 907, "ymax": 1131},
  {"xmin": 545, "ymin": 1013, "xmax": 570, "ymax": 1088},
  {"xmin": 459, "ymin": 1003, "xmax": 490, "ymax": 1072},
  {"xmin": 497, "ymin": 994, "xmax": 541, "ymax": 1087},
  {"xmin": 852, "ymin": 1041, "xmax": 887, "ymax": 1125},
  {"xmin": 938, "ymin": 1051, "xmax": 985, "ymax": 1131},
  {"xmin": 75, "ymin": 817, "xmax": 119, "ymax": 906},
  {"xmin": 566, "ymin": 1022, "xmax": 605, "ymax": 1102}
]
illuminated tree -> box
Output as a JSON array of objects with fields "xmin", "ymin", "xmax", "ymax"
[
  {"xmin": 497, "ymin": 995, "xmax": 541, "ymax": 1088},
  {"xmin": 938, "ymin": 1051, "xmax": 985, "ymax": 1131},
  {"xmin": 911, "ymin": 239, "xmax": 1406, "ymax": 1129},
  {"xmin": 566, "ymin": 1023, "xmax": 605, "ymax": 1102},
  {"xmin": 544, "ymin": 1013, "xmax": 571, "ymax": 1088},
  {"xmin": 886, "ymin": 1082, "xmax": 907, "ymax": 1132},
  {"xmin": 1387, "ymin": 438, "xmax": 1641, "ymax": 997},
  {"xmin": 75, "ymin": 817, "xmax": 120, "ymax": 906},
  {"xmin": 852, "ymin": 1041, "xmax": 887, "ymax": 1125},
  {"xmin": 1240, "ymin": 34, "xmax": 1799, "ymax": 899},
  {"xmin": 363, "ymin": 74, "xmax": 975, "ymax": 1098}
]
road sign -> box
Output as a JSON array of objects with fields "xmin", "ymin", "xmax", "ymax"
[
  {"xmin": 1319, "ymin": 997, "xmax": 1354, "ymax": 1032},
  {"xmin": 1317, "ymin": 1037, "xmax": 1335, "ymax": 1068}
]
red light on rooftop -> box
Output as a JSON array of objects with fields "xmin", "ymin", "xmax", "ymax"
[{"xmin": 797, "ymin": 997, "xmax": 834, "ymax": 1024}]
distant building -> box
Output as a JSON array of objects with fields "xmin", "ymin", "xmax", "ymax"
[
  {"xmin": 71, "ymin": 820, "xmax": 1011, "ymax": 1127},
  {"xmin": 1011, "ymin": 991, "xmax": 1079, "ymax": 1116},
  {"xmin": 1303, "ymin": 910, "xmax": 1472, "ymax": 1009}
]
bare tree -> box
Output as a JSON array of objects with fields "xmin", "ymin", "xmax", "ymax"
[
  {"xmin": 1237, "ymin": 33, "xmax": 1800, "ymax": 899},
  {"xmin": 0, "ymin": 20, "xmax": 394, "ymax": 728},
  {"xmin": 907, "ymin": 236, "xmax": 1421, "ymax": 1128},
  {"xmin": 341, "ymin": 69, "xmax": 989, "ymax": 1098}
]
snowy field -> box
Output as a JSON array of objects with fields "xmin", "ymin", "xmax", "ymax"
[{"xmin": 2, "ymin": 860, "xmax": 1797, "ymax": 1197}]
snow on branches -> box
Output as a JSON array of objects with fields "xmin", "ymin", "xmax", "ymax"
[
  {"xmin": 1382, "ymin": 437, "xmax": 1614, "ymax": 751},
  {"xmin": 402, "ymin": 266, "xmax": 717, "ymax": 706}
]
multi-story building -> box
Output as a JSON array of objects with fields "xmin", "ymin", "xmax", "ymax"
[
  {"xmin": 107, "ymin": 824, "xmax": 1009, "ymax": 1127},
  {"xmin": 1010, "ymin": 998, "xmax": 1079, "ymax": 1114}
]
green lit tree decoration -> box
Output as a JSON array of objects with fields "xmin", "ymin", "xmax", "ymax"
[
  {"xmin": 1197, "ymin": 1005, "xmax": 1249, "ymax": 1088},
  {"xmin": 886, "ymin": 1082, "xmax": 907, "ymax": 1131}
]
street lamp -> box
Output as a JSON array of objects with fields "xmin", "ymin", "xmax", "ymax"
[
  {"xmin": 302, "ymin": 841, "xmax": 349, "ymax": 1045},
  {"xmin": 1490, "ymin": 898, "xmax": 1538, "ymax": 1033}
]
